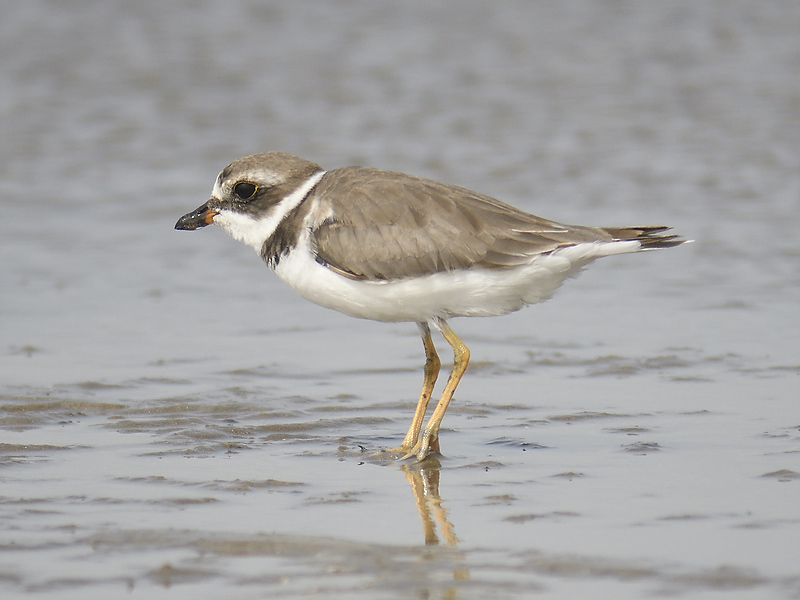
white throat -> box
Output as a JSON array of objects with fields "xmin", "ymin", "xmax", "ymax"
[{"xmin": 212, "ymin": 170, "xmax": 326, "ymax": 253}]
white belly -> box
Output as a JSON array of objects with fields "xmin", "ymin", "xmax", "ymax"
[{"xmin": 273, "ymin": 235, "xmax": 641, "ymax": 323}]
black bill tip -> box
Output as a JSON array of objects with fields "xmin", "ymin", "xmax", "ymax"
[{"xmin": 175, "ymin": 202, "xmax": 218, "ymax": 230}]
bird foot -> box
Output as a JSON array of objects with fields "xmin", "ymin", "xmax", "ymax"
[
  {"xmin": 399, "ymin": 431, "xmax": 440, "ymax": 462},
  {"xmin": 377, "ymin": 428, "xmax": 441, "ymax": 462},
  {"xmin": 378, "ymin": 445, "xmax": 412, "ymax": 459}
]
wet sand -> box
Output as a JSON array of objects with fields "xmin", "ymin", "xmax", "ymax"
[{"xmin": 2, "ymin": 361, "xmax": 798, "ymax": 598}]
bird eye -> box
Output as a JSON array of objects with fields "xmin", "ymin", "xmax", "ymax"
[{"xmin": 233, "ymin": 182, "xmax": 258, "ymax": 200}]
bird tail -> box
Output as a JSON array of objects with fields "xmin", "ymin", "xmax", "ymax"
[{"xmin": 600, "ymin": 226, "xmax": 688, "ymax": 250}]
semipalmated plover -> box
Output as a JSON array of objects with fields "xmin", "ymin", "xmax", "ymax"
[{"xmin": 176, "ymin": 152, "xmax": 686, "ymax": 460}]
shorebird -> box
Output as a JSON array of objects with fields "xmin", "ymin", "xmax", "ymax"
[{"xmin": 175, "ymin": 152, "xmax": 686, "ymax": 460}]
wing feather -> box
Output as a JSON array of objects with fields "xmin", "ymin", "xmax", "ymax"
[{"xmin": 307, "ymin": 167, "xmax": 679, "ymax": 280}]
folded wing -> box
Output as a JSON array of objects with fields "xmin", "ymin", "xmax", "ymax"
[{"xmin": 309, "ymin": 167, "xmax": 682, "ymax": 281}]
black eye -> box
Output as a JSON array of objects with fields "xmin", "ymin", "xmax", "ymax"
[{"xmin": 233, "ymin": 182, "xmax": 258, "ymax": 200}]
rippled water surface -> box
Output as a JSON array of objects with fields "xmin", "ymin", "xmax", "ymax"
[{"xmin": 2, "ymin": 2, "xmax": 799, "ymax": 598}]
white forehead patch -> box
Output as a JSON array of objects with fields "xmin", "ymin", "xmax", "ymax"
[
  {"xmin": 211, "ymin": 175, "xmax": 225, "ymax": 200},
  {"xmin": 211, "ymin": 170, "xmax": 326, "ymax": 253}
]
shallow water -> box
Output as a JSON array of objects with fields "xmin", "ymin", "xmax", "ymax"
[{"xmin": 2, "ymin": 1, "xmax": 799, "ymax": 598}]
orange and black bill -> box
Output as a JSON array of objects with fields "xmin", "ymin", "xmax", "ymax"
[{"xmin": 175, "ymin": 202, "xmax": 218, "ymax": 230}]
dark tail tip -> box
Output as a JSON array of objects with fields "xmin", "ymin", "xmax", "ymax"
[{"xmin": 603, "ymin": 226, "xmax": 690, "ymax": 249}]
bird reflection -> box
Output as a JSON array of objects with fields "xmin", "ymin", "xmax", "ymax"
[
  {"xmin": 401, "ymin": 459, "xmax": 457, "ymax": 546},
  {"xmin": 400, "ymin": 458, "xmax": 469, "ymax": 595}
]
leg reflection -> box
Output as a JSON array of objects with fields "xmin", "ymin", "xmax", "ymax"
[
  {"xmin": 401, "ymin": 460, "xmax": 469, "ymax": 595},
  {"xmin": 402, "ymin": 459, "xmax": 457, "ymax": 546}
]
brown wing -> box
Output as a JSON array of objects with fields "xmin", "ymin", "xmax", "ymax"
[{"xmin": 309, "ymin": 167, "xmax": 677, "ymax": 281}]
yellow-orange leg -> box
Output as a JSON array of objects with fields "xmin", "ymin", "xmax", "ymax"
[
  {"xmin": 387, "ymin": 322, "xmax": 441, "ymax": 453},
  {"xmin": 404, "ymin": 318, "xmax": 470, "ymax": 461}
]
